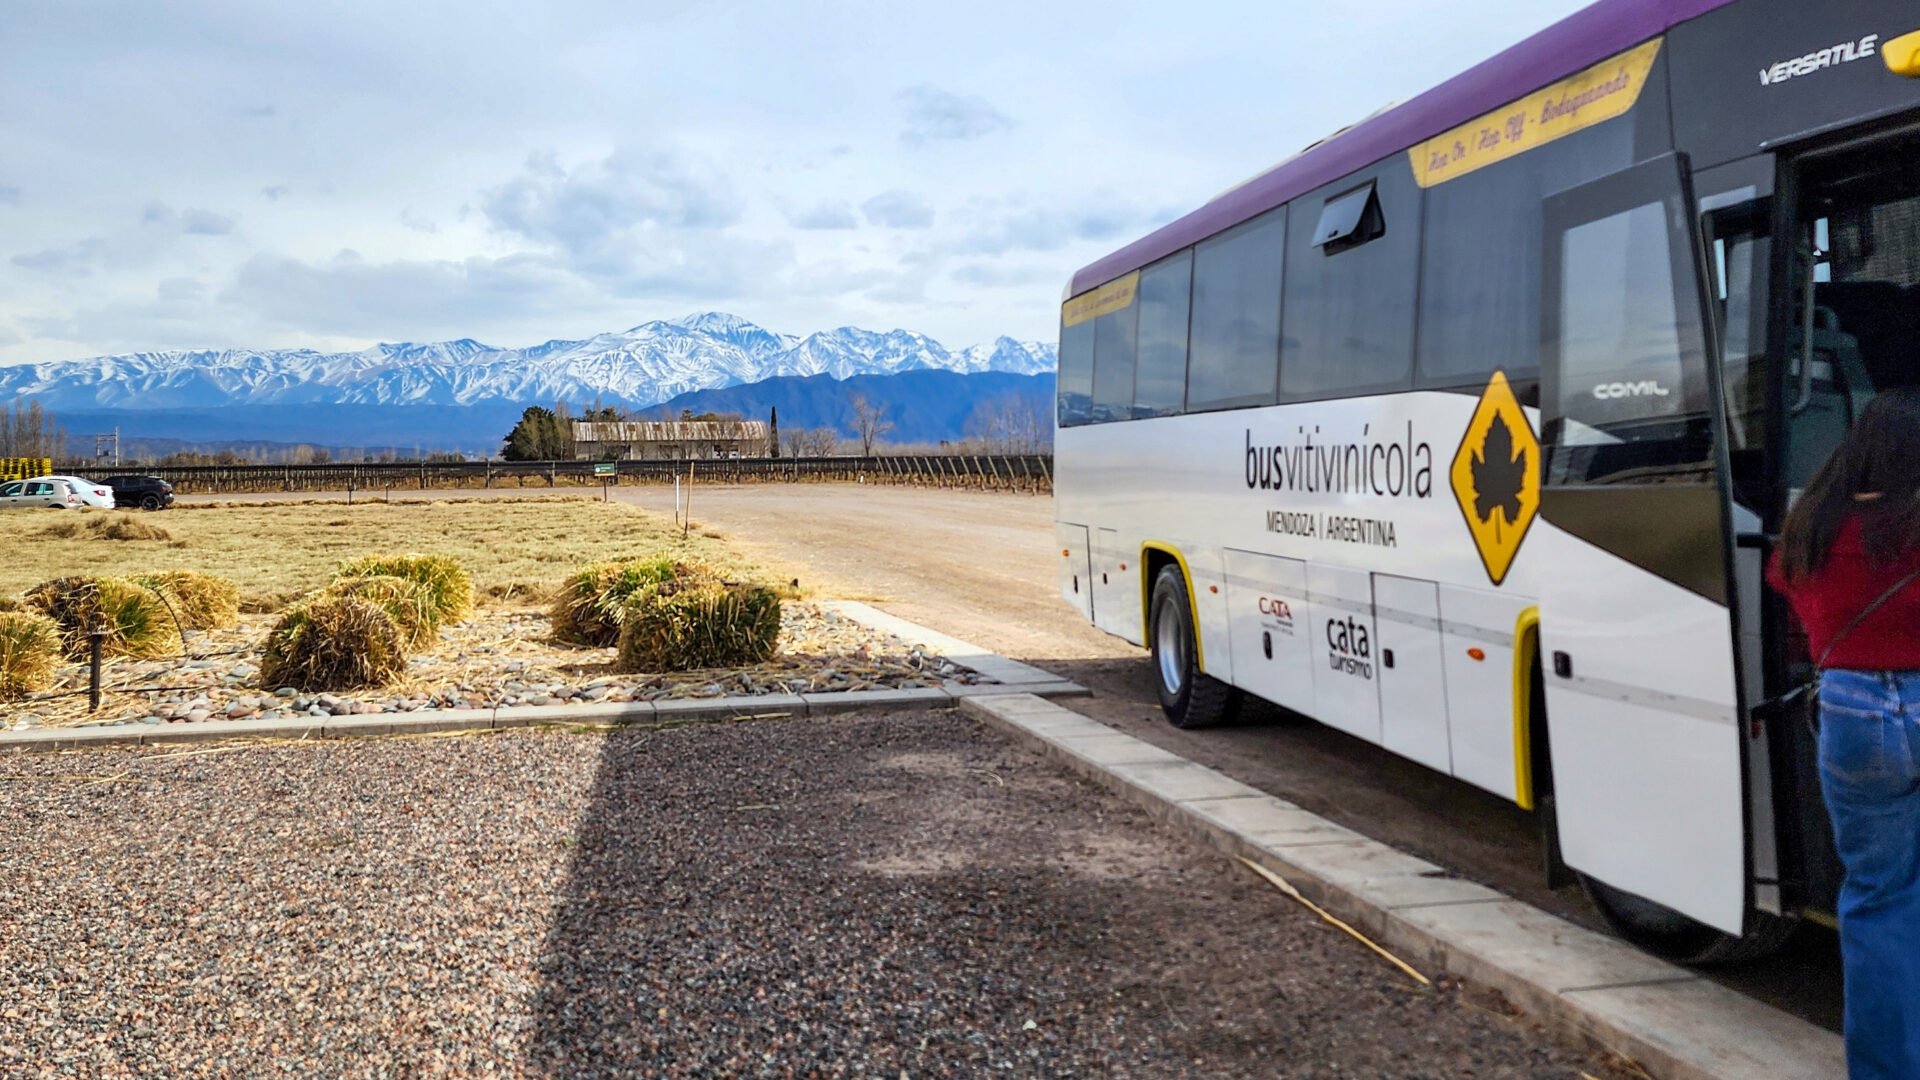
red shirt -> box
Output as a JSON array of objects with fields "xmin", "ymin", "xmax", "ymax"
[{"xmin": 1768, "ymin": 516, "xmax": 1920, "ymax": 671}]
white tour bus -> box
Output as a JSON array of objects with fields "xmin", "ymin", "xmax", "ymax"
[{"xmin": 1054, "ymin": 0, "xmax": 1920, "ymax": 962}]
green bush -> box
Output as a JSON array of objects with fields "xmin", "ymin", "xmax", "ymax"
[
  {"xmin": 549, "ymin": 556, "xmax": 680, "ymax": 646},
  {"xmin": 135, "ymin": 571, "xmax": 240, "ymax": 630},
  {"xmin": 335, "ymin": 553, "xmax": 474, "ymax": 623},
  {"xmin": 0, "ymin": 610, "xmax": 61, "ymax": 699},
  {"xmin": 616, "ymin": 579, "xmax": 781, "ymax": 672},
  {"xmin": 261, "ymin": 595, "xmax": 406, "ymax": 691},
  {"xmin": 24, "ymin": 575, "xmax": 179, "ymax": 659},
  {"xmin": 323, "ymin": 574, "xmax": 438, "ymax": 647}
]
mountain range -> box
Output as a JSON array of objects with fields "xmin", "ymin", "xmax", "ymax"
[{"xmin": 0, "ymin": 313, "xmax": 1057, "ymax": 412}]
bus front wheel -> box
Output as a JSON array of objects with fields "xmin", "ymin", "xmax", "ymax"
[
  {"xmin": 1579, "ymin": 874, "xmax": 1797, "ymax": 965},
  {"xmin": 1148, "ymin": 566, "xmax": 1239, "ymax": 729}
]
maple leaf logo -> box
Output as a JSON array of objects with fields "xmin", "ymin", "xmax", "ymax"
[{"xmin": 1471, "ymin": 412, "xmax": 1528, "ymax": 538}]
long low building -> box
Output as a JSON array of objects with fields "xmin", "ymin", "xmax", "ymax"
[{"xmin": 572, "ymin": 420, "xmax": 771, "ymax": 461}]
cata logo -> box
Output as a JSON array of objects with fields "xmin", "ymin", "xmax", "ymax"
[{"xmin": 1449, "ymin": 371, "xmax": 1541, "ymax": 586}]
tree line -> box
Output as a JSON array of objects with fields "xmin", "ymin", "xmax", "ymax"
[{"xmin": 0, "ymin": 399, "xmax": 66, "ymax": 460}]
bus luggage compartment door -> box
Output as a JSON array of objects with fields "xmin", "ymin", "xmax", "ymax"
[
  {"xmin": 1223, "ymin": 549, "xmax": 1312, "ymax": 716},
  {"xmin": 1093, "ymin": 528, "xmax": 1143, "ymax": 645},
  {"xmin": 1536, "ymin": 152, "xmax": 1746, "ymax": 935},
  {"xmin": 1057, "ymin": 523, "xmax": 1093, "ymax": 622},
  {"xmin": 1372, "ymin": 575, "xmax": 1452, "ymax": 775},
  {"xmin": 1306, "ymin": 562, "xmax": 1381, "ymax": 743}
]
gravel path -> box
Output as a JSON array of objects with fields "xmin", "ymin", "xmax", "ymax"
[{"xmin": 2, "ymin": 711, "xmax": 1631, "ymax": 1078}]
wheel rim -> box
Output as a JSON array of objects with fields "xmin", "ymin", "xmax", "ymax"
[{"xmin": 1155, "ymin": 594, "xmax": 1188, "ymax": 696}]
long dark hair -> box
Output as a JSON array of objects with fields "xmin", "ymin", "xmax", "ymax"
[{"xmin": 1781, "ymin": 388, "xmax": 1920, "ymax": 578}]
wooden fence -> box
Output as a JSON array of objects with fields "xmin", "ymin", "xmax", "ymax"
[{"xmin": 131, "ymin": 454, "xmax": 1053, "ymax": 496}]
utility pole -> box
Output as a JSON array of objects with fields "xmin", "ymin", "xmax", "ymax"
[{"xmin": 92, "ymin": 429, "xmax": 120, "ymax": 467}]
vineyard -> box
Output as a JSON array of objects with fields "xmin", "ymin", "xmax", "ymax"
[{"xmin": 125, "ymin": 454, "xmax": 1054, "ymax": 495}]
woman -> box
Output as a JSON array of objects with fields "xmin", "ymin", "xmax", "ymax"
[{"xmin": 1770, "ymin": 388, "xmax": 1920, "ymax": 1080}]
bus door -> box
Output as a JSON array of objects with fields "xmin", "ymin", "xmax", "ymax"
[{"xmin": 1536, "ymin": 153, "xmax": 1749, "ymax": 934}]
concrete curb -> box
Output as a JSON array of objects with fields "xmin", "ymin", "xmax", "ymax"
[
  {"xmin": 0, "ymin": 607, "xmax": 1087, "ymax": 752},
  {"xmin": 960, "ymin": 693, "xmax": 1844, "ymax": 1080}
]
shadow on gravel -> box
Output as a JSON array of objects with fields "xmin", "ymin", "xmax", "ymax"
[
  {"xmin": 1022, "ymin": 653, "xmax": 1847, "ymax": 1034},
  {"xmin": 522, "ymin": 711, "xmax": 1630, "ymax": 1078}
]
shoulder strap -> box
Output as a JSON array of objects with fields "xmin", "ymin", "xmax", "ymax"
[{"xmin": 1817, "ymin": 565, "xmax": 1920, "ymax": 669}]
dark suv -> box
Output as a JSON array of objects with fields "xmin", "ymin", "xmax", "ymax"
[{"xmin": 104, "ymin": 475, "xmax": 175, "ymax": 510}]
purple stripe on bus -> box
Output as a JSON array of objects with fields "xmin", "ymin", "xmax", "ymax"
[{"xmin": 1067, "ymin": 0, "xmax": 1733, "ymax": 298}]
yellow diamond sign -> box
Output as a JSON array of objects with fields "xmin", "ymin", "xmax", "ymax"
[{"xmin": 1450, "ymin": 370, "xmax": 1541, "ymax": 586}]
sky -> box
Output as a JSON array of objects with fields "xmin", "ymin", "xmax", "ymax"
[{"xmin": 0, "ymin": 0, "xmax": 1594, "ymax": 366}]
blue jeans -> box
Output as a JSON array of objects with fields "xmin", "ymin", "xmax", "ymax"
[{"xmin": 1820, "ymin": 669, "xmax": 1920, "ymax": 1080}]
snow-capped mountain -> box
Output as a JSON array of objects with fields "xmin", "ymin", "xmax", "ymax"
[{"xmin": 0, "ymin": 313, "xmax": 1057, "ymax": 411}]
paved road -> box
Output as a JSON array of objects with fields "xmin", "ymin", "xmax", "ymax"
[{"xmin": 185, "ymin": 480, "xmax": 1844, "ymax": 1027}]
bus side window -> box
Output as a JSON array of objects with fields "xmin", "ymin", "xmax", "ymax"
[
  {"xmin": 1133, "ymin": 251, "xmax": 1192, "ymax": 418},
  {"xmin": 1057, "ymin": 317, "xmax": 1094, "ymax": 427},
  {"xmin": 1090, "ymin": 302, "xmax": 1138, "ymax": 423},
  {"xmin": 1415, "ymin": 121, "xmax": 1630, "ymax": 390},
  {"xmin": 1186, "ymin": 206, "xmax": 1285, "ymax": 412},
  {"xmin": 1280, "ymin": 161, "xmax": 1420, "ymax": 400},
  {"xmin": 1545, "ymin": 186, "xmax": 1713, "ymax": 485}
]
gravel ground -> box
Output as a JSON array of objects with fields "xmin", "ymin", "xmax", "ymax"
[{"xmin": 1, "ymin": 711, "xmax": 1634, "ymax": 1078}]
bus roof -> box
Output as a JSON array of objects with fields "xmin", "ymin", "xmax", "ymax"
[{"xmin": 1066, "ymin": 0, "xmax": 1735, "ymax": 298}]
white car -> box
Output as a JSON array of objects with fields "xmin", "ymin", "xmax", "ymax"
[
  {"xmin": 39, "ymin": 474, "xmax": 116, "ymax": 509},
  {"xmin": 0, "ymin": 478, "xmax": 79, "ymax": 510}
]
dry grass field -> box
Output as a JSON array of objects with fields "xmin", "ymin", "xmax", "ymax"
[{"xmin": 0, "ymin": 496, "xmax": 755, "ymax": 608}]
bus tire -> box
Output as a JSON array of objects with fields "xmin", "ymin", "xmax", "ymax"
[
  {"xmin": 1579, "ymin": 874, "xmax": 1798, "ymax": 965},
  {"xmin": 1149, "ymin": 565, "xmax": 1238, "ymax": 729}
]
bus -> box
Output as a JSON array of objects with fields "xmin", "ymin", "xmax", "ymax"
[{"xmin": 1053, "ymin": 0, "xmax": 1920, "ymax": 963}]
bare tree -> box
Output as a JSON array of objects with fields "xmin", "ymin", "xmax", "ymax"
[
  {"xmin": 849, "ymin": 393, "xmax": 893, "ymax": 456},
  {"xmin": 0, "ymin": 399, "xmax": 66, "ymax": 459},
  {"xmin": 963, "ymin": 393, "xmax": 1050, "ymax": 454},
  {"xmin": 785, "ymin": 427, "xmax": 839, "ymax": 456}
]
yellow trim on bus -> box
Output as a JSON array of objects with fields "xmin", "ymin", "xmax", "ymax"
[
  {"xmin": 1062, "ymin": 271, "xmax": 1140, "ymax": 327},
  {"xmin": 1513, "ymin": 606, "xmax": 1541, "ymax": 811},
  {"xmin": 1140, "ymin": 542, "xmax": 1205, "ymax": 673},
  {"xmin": 1409, "ymin": 38, "xmax": 1662, "ymax": 188}
]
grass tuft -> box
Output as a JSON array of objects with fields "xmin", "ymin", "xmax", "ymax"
[
  {"xmin": 616, "ymin": 576, "xmax": 781, "ymax": 672},
  {"xmin": 335, "ymin": 553, "xmax": 475, "ymax": 624},
  {"xmin": 135, "ymin": 570, "xmax": 240, "ymax": 630},
  {"xmin": 323, "ymin": 574, "xmax": 439, "ymax": 647},
  {"xmin": 36, "ymin": 511, "xmax": 173, "ymax": 542},
  {"xmin": 0, "ymin": 610, "xmax": 61, "ymax": 699},
  {"xmin": 261, "ymin": 595, "xmax": 407, "ymax": 691},
  {"xmin": 549, "ymin": 556, "xmax": 680, "ymax": 647},
  {"xmin": 23, "ymin": 575, "xmax": 179, "ymax": 659}
]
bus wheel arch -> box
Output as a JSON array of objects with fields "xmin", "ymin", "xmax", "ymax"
[{"xmin": 1146, "ymin": 562, "xmax": 1238, "ymax": 729}]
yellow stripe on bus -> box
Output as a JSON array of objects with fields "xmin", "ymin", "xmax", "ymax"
[
  {"xmin": 1140, "ymin": 541, "xmax": 1205, "ymax": 673},
  {"xmin": 1062, "ymin": 271, "xmax": 1139, "ymax": 327},
  {"xmin": 1512, "ymin": 606, "xmax": 1541, "ymax": 811},
  {"xmin": 1409, "ymin": 38, "xmax": 1663, "ymax": 189}
]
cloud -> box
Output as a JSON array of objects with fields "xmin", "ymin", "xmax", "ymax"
[
  {"xmin": 10, "ymin": 202, "xmax": 238, "ymax": 274},
  {"xmin": 483, "ymin": 149, "xmax": 739, "ymax": 248},
  {"xmin": 959, "ymin": 199, "xmax": 1145, "ymax": 255},
  {"xmin": 896, "ymin": 85, "xmax": 1013, "ymax": 145},
  {"xmin": 788, "ymin": 201, "xmax": 858, "ymax": 230},
  {"xmin": 219, "ymin": 249, "xmax": 579, "ymax": 338},
  {"xmin": 861, "ymin": 190, "xmax": 933, "ymax": 229},
  {"xmin": 261, "ymin": 185, "xmax": 291, "ymax": 201},
  {"xmin": 0, "ymin": 186, "xmax": 19, "ymax": 205},
  {"xmin": 19, "ymin": 277, "xmax": 230, "ymax": 348},
  {"xmin": 181, "ymin": 208, "xmax": 236, "ymax": 235},
  {"xmin": 951, "ymin": 263, "xmax": 1057, "ymax": 287},
  {"xmin": 477, "ymin": 149, "xmax": 783, "ymax": 295}
]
